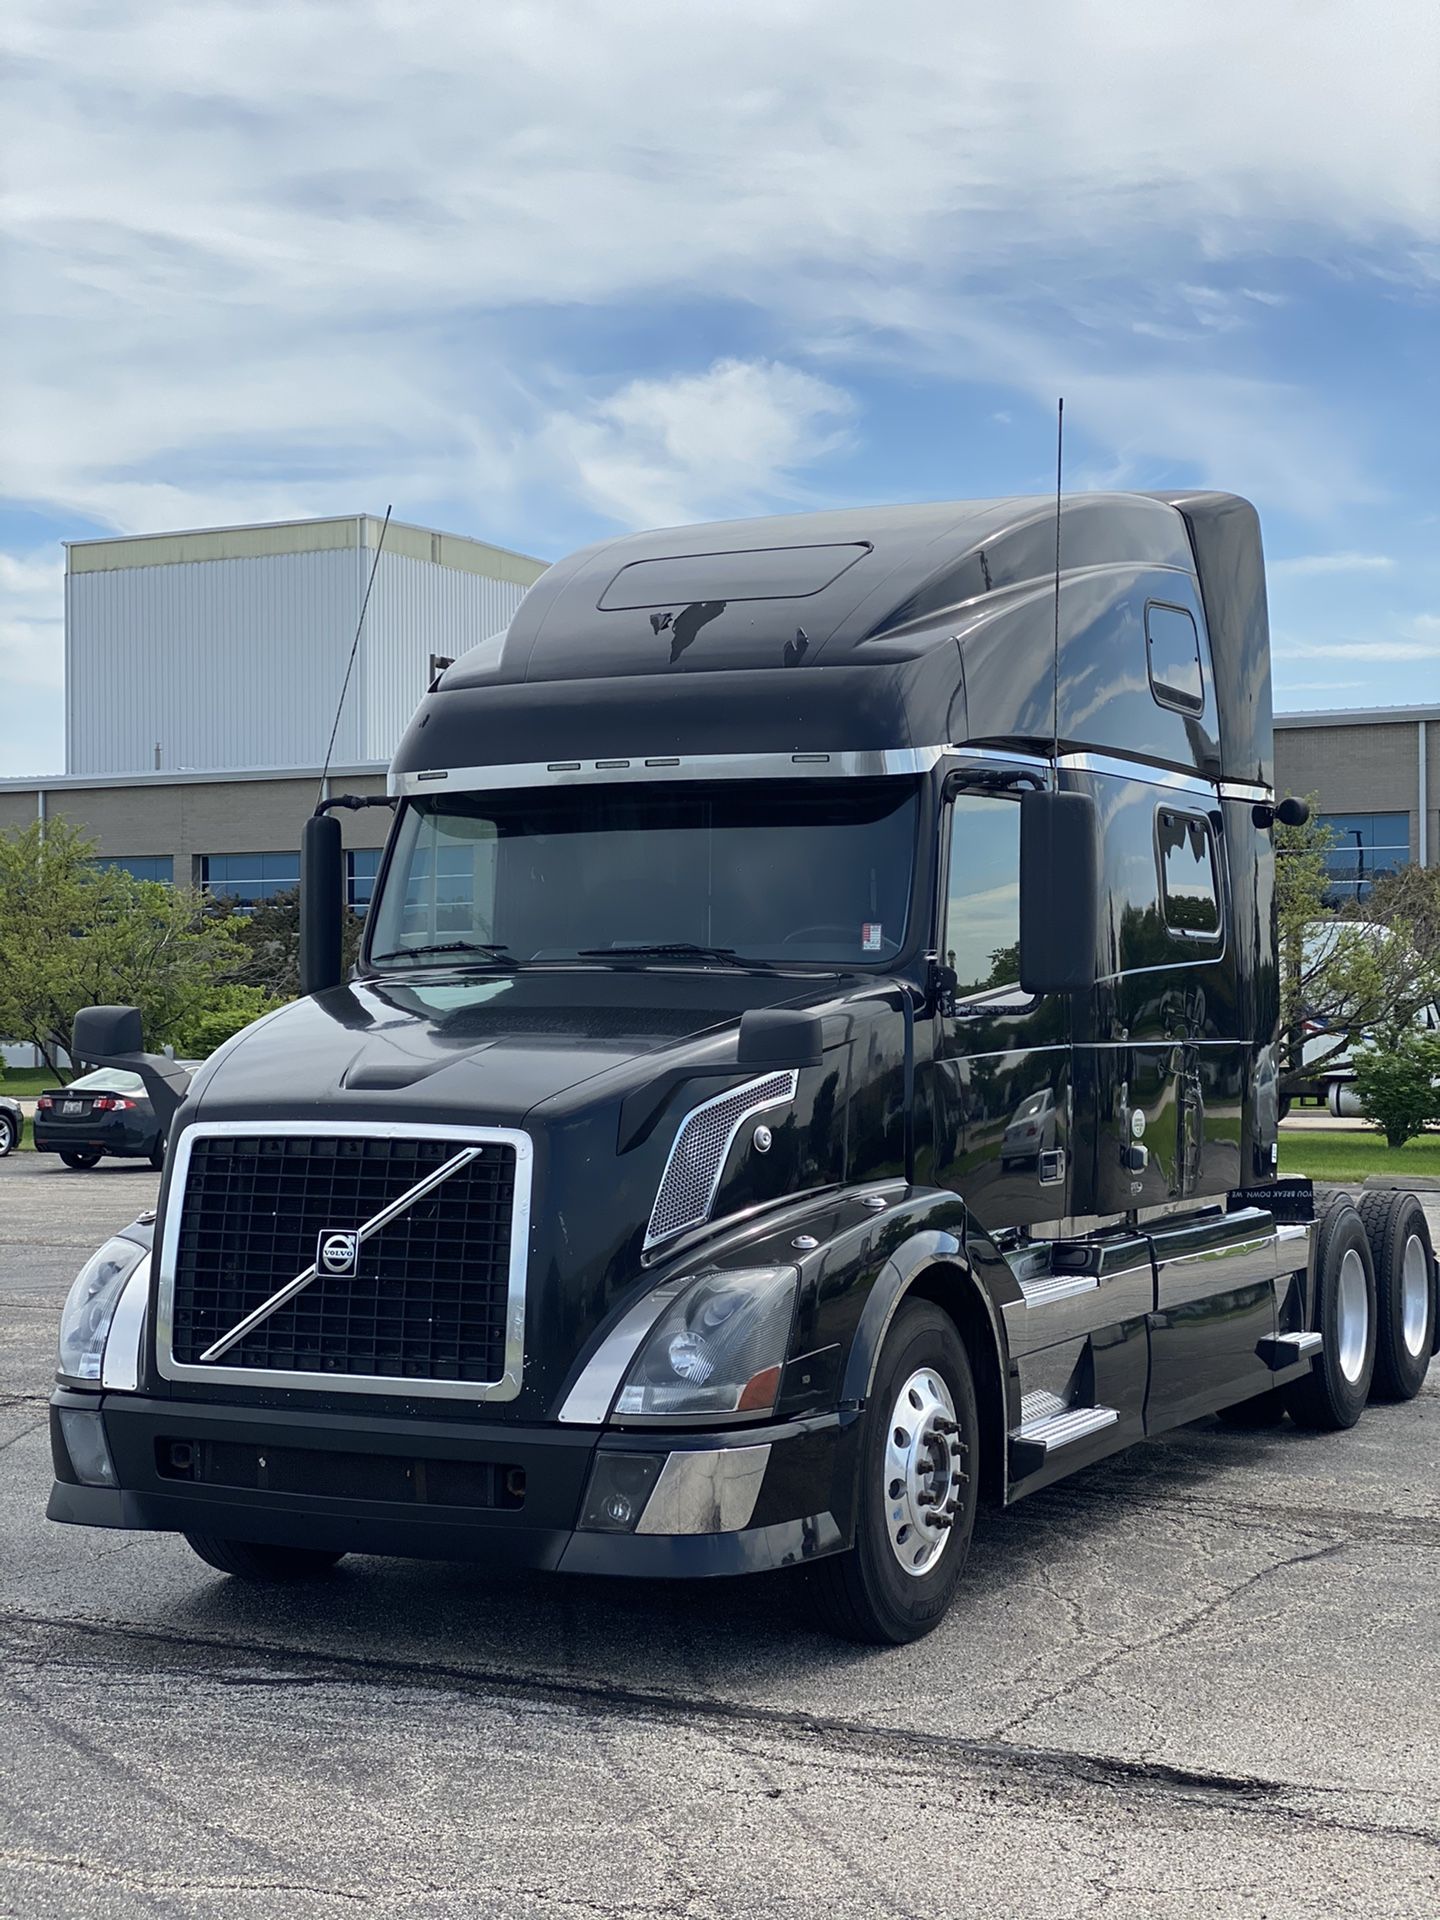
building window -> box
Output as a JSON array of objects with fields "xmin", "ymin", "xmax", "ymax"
[
  {"xmin": 1318, "ymin": 812, "xmax": 1410, "ymax": 904},
  {"xmin": 347, "ymin": 848, "xmax": 382, "ymax": 915},
  {"xmin": 92, "ymin": 855, "xmax": 174, "ymax": 885},
  {"xmin": 1145, "ymin": 602, "xmax": 1205, "ymax": 713},
  {"xmin": 201, "ymin": 851, "xmax": 301, "ymax": 909},
  {"xmin": 1157, "ymin": 810, "xmax": 1221, "ymax": 937}
]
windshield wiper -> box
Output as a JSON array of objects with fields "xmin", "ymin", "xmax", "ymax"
[
  {"xmin": 370, "ymin": 940, "xmax": 521, "ymax": 971},
  {"xmin": 574, "ymin": 942, "xmax": 770, "ymax": 969}
]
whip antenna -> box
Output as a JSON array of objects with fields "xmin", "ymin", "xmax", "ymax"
[
  {"xmin": 1051, "ymin": 399, "xmax": 1064, "ymax": 787},
  {"xmin": 319, "ymin": 505, "xmax": 391, "ymax": 804}
]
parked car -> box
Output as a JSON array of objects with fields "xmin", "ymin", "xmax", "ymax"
[
  {"xmin": 33, "ymin": 1067, "xmax": 174, "ymax": 1169},
  {"xmin": 0, "ymin": 1092, "xmax": 22, "ymax": 1157}
]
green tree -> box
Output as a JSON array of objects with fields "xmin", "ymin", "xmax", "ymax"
[
  {"xmin": 227, "ymin": 885, "xmax": 363, "ymax": 1000},
  {"xmin": 168, "ymin": 983, "xmax": 289, "ymax": 1059},
  {"xmin": 0, "ymin": 820, "xmax": 245, "ymax": 1073},
  {"xmin": 1351, "ymin": 1033, "xmax": 1440, "ymax": 1149},
  {"xmin": 1275, "ymin": 802, "xmax": 1440, "ymax": 1101}
]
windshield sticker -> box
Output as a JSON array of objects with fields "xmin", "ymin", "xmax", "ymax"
[{"xmin": 861, "ymin": 923, "xmax": 883, "ymax": 954}]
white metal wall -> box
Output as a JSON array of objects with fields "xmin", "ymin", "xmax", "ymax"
[
  {"xmin": 66, "ymin": 541, "xmax": 534, "ymax": 778},
  {"xmin": 361, "ymin": 552, "xmax": 529, "ymax": 763},
  {"xmin": 66, "ymin": 550, "xmax": 361, "ymax": 775}
]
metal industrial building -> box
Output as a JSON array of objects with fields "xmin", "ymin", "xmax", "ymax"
[
  {"xmin": 0, "ymin": 514, "xmax": 547, "ymax": 914},
  {"xmin": 1274, "ymin": 704, "xmax": 1437, "ymax": 905}
]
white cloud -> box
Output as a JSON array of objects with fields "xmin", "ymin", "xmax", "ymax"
[
  {"xmin": 534, "ymin": 359, "xmax": 854, "ymax": 528},
  {"xmin": 0, "ymin": 552, "xmax": 65, "ymax": 691},
  {"xmin": 1269, "ymin": 552, "xmax": 1397, "ymax": 576},
  {"xmin": 1275, "ymin": 616, "xmax": 1440, "ymax": 664}
]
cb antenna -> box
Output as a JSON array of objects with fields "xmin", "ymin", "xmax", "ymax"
[
  {"xmin": 318, "ymin": 505, "xmax": 392, "ymax": 804},
  {"xmin": 1050, "ymin": 398, "xmax": 1064, "ymax": 788}
]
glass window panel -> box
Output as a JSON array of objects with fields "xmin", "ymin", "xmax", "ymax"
[
  {"xmin": 1146, "ymin": 602, "xmax": 1204, "ymax": 712},
  {"xmin": 942, "ymin": 794, "xmax": 1025, "ymax": 1004},
  {"xmin": 598, "ymin": 543, "xmax": 870, "ymax": 609},
  {"xmin": 1317, "ymin": 811, "xmax": 1410, "ymax": 903},
  {"xmin": 1157, "ymin": 810, "xmax": 1220, "ymax": 936},
  {"xmin": 92, "ymin": 856, "xmax": 173, "ymax": 884}
]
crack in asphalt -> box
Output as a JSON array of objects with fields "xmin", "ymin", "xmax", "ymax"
[
  {"xmin": 1052, "ymin": 1482, "xmax": 1440, "ymax": 1550},
  {"xmin": 7, "ymin": 1600, "xmax": 1436, "ymax": 1862}
]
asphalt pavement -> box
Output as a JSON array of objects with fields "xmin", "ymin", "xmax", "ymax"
[{"xmin": 2, "ymin": 1155, "xmax": 1438, "ymax": 1919}]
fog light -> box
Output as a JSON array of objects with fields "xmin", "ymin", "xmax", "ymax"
[
  {"xmin": 578, "ymin": 1451, "xmax": 664, "ymax": 1533},
  {"xmin": 58, "ymin": 1409, "xmax": 117, "ymax": 1488}
]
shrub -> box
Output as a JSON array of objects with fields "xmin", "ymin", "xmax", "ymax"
[{"xmin": 1351, "ymin": 1033, "xmax": 1440, "ymax": 1149}]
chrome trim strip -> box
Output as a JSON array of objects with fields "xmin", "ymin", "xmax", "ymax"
[
  {"xmin": 1218, "ymin": 778, "xmax": 1273, "ymax": 803},
  {"xmin": 391, "ymin": 747, "xmax": 948, "ymax": 797},
  {"xmin": 644, "ymin": 1070, "xmax": 799, "ymax": 1252},
  {"xmin": 199, "ymin": 1146, "xmax": 485, "ymax": 1362},
  {"xmin": 557, "ymin": 1274, "xmax": 698, "ymax": 1425},
  {"xmin": 1058, "ymin": 751, "xmax": 1217, "ymax": 798},
  {"xmin": 634, "ymin": 1444, "xmax": 772, "ymax": 1534},
  {"xmin": 101, "ymin": 1252, "xmax": 151, "ymax": 1392},
  {"xmin": 156, "ymin": 1121, "xmax": 534, "ymax": 1402}
]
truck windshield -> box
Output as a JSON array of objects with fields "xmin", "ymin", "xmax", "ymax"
[{"xmin": 367, "ymin": 779, "xmax": 918, "ymax": 970}]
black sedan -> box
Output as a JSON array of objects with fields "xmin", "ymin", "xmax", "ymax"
[{"xmin": 33, "ymin": 1067, "xmax": 169, "ymax": 1170}]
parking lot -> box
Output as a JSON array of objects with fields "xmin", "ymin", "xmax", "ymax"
[{"xmin": 2, "ymin": 1155, "xmax": 1438, "ymax": 1918}]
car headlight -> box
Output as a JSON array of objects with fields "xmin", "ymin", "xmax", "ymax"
[
  {"xmin": 613, "ymin": 1265, "xmax": 798, "ymax": 1419},
  {"xmin": 57, "ymin": 1237, "xmax": 147, "ymax": 1385}
]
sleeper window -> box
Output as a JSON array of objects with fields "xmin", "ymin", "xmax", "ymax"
[
  {"xmin": 943, "ymin": 794, "xmax": 1026, "ymax": 1004},
  {"xmin": 1158, "ymin": 811, "xmax": 1221, "ymax": 938},
  {"xmin": 1145, "ymin": 602, "xmax": 1204, "ymax": 713}
]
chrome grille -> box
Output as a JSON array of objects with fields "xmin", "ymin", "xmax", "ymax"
[
  {"xmin": 159, "ymin": 1126, "xmax": 531, "ymax": 1399},
  {"xmin": 645, "ymin": 1071, "xmax": 797, "ymax": 1249}
]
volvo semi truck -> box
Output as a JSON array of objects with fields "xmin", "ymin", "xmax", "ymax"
[{"xmin": 48, "ymin": 489, "xmax": 1438, "ymax": 1643}]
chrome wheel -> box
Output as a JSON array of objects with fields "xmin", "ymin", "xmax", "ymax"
[
  {"xmin": 1401, "ymin": 1233, "xmax": 1430, "ymax": 1360},
  {"xmin": 883, "ymin": 1366, "xmax": 967, "ymax": 1577},
  {"xmin": 1336, "ymin": 1246, "xmax": 1370, "ymax": 1384}
]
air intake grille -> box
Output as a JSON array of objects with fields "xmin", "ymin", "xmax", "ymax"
[
  {"xmin": 645, "ymin": 1071, "xmax": 797, "ymax": 1249},
  {"xmin": 169, "ymin": 1134, "xmax": 517, "ymax": 1384}
]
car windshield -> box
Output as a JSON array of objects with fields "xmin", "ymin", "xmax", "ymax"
[
  {"xmin": 64, "ymin": 1068, "xmax": 145, "ymax": 1094},
  {"xmin": 368, "ymin": 779, "xmax": 919, "ymax": 970}
]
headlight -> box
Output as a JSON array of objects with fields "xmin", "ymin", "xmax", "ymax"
[
  {"xmin": 613, "ymin": 1265, "xmax": 798, "ymax": 1419},
  {"xmin": 57, "ymin": 1237, "xmax": 147, "ymax": 1385}
]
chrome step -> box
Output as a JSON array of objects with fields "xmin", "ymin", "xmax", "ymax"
[
  {"xmin": 1018, "ymin": 1272, "xmax": 1099, "ymax": 1309},
  {"xmin": 1260, "ymin": 1328, "xmax": 1323, "ymax": 1369},
  {"xmin": 1015, "ymin": 1403, "xmax": 1120, "ymax": 1453}
]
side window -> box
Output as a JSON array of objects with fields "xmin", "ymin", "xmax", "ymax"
[
  {"xmin": 1145, "ymin": 602, "xmax": 1204, "ymax": 713},
  {"xmin": 942, "ymin": 794, "xmax": 1027, "ymax": 1006},
  {"xmin": 1157, "ymin": 809, "xmax": 1221, "ymax": 938}
]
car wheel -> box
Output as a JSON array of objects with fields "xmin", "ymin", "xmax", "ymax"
[
  {"xmin": 1356, "ymin": 1190, "xmax": 1436, "ymax": 1400},
  {"xmin": 149, "ymin": 1135, "xmax": 167, "ymax": 1172},
  {"xmin": 184, "ymin": 1534, "xmax": 346, "ymax": 1581},
  {"xmin": 59, "ymin": 1149, "xmax": 103, "ymax": 1170},
  {"xmin": 1286, "ymin": 1199, "xmax": 1377, "ymax": 1430},
  {"xmin": 810, "ymin": 1300, "xmax": 978, "ymax": 1644},
  {"xmin": 0, "ymin": 1113, "xmax": 17, "ymax": 1156}
]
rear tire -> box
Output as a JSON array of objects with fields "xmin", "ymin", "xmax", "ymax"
[
  {"xmin": 59, "ymin": 1149, "xmax": 102, "ymax": 1169},
  {"xmin": 0, "ymin": 1113, "xmax": 17, "ymax": 1156},
  {"xmin": 184, "ymin": 1534, "xmax": 346, "ymax": 1581},
  {"xmin": 1356, "ymin": 1190, "xmax": 1435, "ymax": 1401},
  {"xmin": 1286, "ymin": 1199, "xmax": 1377, "ymax": 1430},
  {"xmin": 810, "ymin": 1301, "xmax": 978, "ymax": 1644}
]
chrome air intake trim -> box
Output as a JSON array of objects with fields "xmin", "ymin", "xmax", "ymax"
[{"xmin": 644, "ymin": 1071, "xmax": 798, "ymax": 1253}]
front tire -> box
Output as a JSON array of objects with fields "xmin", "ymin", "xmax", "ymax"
[
  {"xmin": 1287, "ymin": 1199, "xmax": 1377, "ymax": 1430},
  {"xmin": 810, "ymin": 1301, "xmax": 978, "ymax": 1644},
  {"xmin": 185, "ymin": 1534, "xmax": 346, "ymax": 1581},
  {"xmin": 59, "ymin": 1149, "xmax": 102, "ymax": 1170},
  {"xmin": 1357, "ymin": 1190, "xmax": 1436, "ymax": 1401},
  {"xmin": 0, "ymin": 1112, "xmax": 17, "ymax": 1156}
]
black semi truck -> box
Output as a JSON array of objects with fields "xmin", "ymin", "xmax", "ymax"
[{"xmin": 48, "ymin": 490, "xmax": 1438, "ymax": 1643}]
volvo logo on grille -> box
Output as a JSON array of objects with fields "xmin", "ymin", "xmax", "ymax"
[{"xmin": 318, "ymin": 1230, "xmax": 360, "ymax": 1276}]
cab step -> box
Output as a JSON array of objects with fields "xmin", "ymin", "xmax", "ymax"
[
  {"xmin": 1260, "ymin": 1329, "xmax": 1322, "ymax": 1369},
  {"xmin": 1009, "ymin": 1392, "xmax": 1120, "ymax": 1477}
]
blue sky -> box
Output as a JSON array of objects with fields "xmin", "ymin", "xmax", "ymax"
[{"xmin": 2, "ymin": 0, "xmax": 1437, "ymax": 777}]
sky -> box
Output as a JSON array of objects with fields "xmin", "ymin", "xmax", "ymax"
[{"xmin": 1, "ymin": 0, "xmax": 1438, "ymax": 777}]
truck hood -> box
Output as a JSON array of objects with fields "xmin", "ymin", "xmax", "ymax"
[{"xmin": 185, "ymin": 966, "xmax": 832, "ymax": 1127}]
